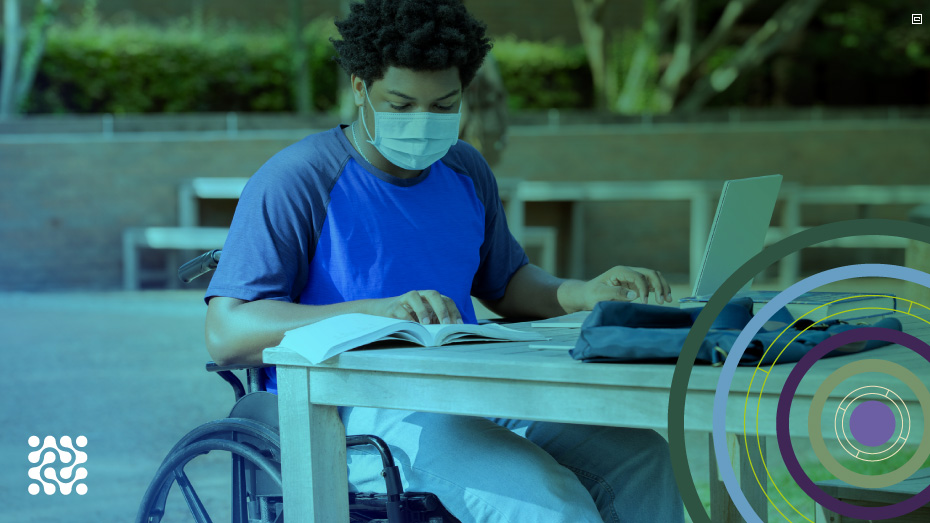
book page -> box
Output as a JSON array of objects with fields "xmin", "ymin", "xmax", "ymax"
[
  {"xmin": 276, "ymin": 313, "xmax": 426, "ymax": 364},
  {"xmin": 427, "ymin": 323, "xmax": 546, "ymax": 345}
]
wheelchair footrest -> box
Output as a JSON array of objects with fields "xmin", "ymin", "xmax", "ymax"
[{"xmin": 349, "ymin": 491, "xmax": 450, "ymax": 522}]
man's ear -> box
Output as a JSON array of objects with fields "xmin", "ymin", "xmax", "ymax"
[{"xmin": 350, "ymin": 74, "xmax": 365, "ymax": 106}]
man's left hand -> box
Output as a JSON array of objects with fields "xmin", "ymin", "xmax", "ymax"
[{"xmin": 580, "ymin": 265, "xmax": 673, "ymax": 308}]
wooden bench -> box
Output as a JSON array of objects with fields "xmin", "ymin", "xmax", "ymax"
[
  {"xmin": 815, "ymin": 468, "xmax": 930, "ymax": 523},
  {"xmin": 123, "ymin": 178, "xmax": 248, "ymax": 289},
  {"xmin": 127, "ymin": 179, "xmax": 930, "ymax": 289},
  {"xmin": 766, "ymin": 185, "xmax": 930, "ymax": 286},
  {"xmin": 502, "ymin": 179, "xmax": 720, "ymax": 281},
  {"xmin": 122, "ymin": 227, "xmax": 230, "ymax": 290}
]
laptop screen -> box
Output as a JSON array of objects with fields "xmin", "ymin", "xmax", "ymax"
[{"xmin": 691, "ymin": 174, "xmax": 783, "ymax": 297}]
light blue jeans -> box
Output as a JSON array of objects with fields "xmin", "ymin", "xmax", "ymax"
[{"xmin": 341, "ymin": 407, "xmax": 685, "ymax": 523}]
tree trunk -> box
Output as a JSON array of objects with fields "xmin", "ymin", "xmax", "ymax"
[
  {"xmin": 1, "ymin": 0, "xmax": 23, "ymax": 119},
  {"xmin": 15, "ymin": 0, "xmax": 56, "ymax": 111},
  {"xmin": 289, "ymin": 0, "xmax": 312, "ymax": 115},
  {"xmin": 338, "ymin": 0, "xmax": 356, "ymax": 122},
  {"xmin": 615, "ymin": 0, "xmax": 679, "ymax": 114},
  {"xmin": 685, "ymin": 0, "xmax": 759, "ymax": 80},
  {"xmin": 654, "ymin": 0, "xmax": 694, "ymax": 112},
  {"xmin": 572, "ymin": 0, "xmax": 608, "ymax": 109},
  {"xmin": 678, "ymin": 0, "xmax": 825, "ymax": 112}
]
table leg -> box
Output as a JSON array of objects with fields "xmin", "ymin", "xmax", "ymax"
[
  {"xmin": 505, "ymin": 193, "xmax": 525, "ymax": 245},
  {"xmin": 123, "ymin": 229, "xmax": 139, "ymax": 291},
  {"xmin": 815, "ymin": 505, "xmax": 842, "ymax": 522},
  {"xmin": 277, "ymin": 365, "xmax": 349, "ymax": 522},
  {"xmin": 778, "ymin": 185, "xmax": 801, "ymax": 288},
  {"xmin": 709, "ymin": 432, "xmax": 769, "ymax": 523},
  {"xmin": 570, "ymin": 202, "xmax": 586, "ymax": 279}
]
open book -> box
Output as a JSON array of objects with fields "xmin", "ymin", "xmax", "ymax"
[{"xmin": 274, "ymin": 313, "xmax": 547, "ymax": 364}]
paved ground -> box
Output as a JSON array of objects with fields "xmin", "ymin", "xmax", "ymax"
[{"xmin": 1, "ymin": 291, "xmax": 233, "ymax": 522}]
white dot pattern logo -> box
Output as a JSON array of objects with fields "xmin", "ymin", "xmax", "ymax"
[{"xmin": 27, "ymin": 435, "xmax": 88, "ymax": 495}]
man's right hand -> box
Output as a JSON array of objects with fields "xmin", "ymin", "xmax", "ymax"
[{"xmin": 369, "ymin": 290, "xmax": 464, "ymax": 325}]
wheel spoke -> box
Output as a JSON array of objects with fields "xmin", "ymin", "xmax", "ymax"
[{"xmin": 174, "ymin": 466, "xmax": 214, "ymax": 523}]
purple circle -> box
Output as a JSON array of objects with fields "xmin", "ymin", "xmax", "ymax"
[
  {"xmin": 850, "ymin": 400, "xmax": 896, "ymax": 447},
  {"xmin": 776, "ymin": 327, "xmax": 930, "ymax": 520}
]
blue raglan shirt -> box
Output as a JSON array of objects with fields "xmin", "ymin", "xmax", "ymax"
[{"xmin": 206, "ymin": 126, "xmax": 528, "ymax": 393}]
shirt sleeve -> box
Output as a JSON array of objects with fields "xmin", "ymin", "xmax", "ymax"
[
  {"xmin": 205, "ymin": 159, "xmax": 314, "ymax": 304},
  {"xmin": 462, "ymin": 145, "xmax": 529, "ymax": 301}
]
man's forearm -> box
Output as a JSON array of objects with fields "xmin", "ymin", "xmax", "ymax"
[
  {"xmin": 486, "ymin": 264, "xmax": 586, "ymax": 319},
  {"xmin": 205, "ymin": 297, "xmax": 378, "ymax": 367}
]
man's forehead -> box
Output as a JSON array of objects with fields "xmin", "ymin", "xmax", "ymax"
[{"xmin": 372, "ymin": 66, "xmax": 462, "ymax": 96}]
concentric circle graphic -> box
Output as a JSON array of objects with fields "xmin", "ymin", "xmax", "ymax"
[
  {"xmin": 840, "ymin": 388, "xmax": 908, "ymax": 458},
  {"xmin": 741, "ymin": 297, "xmax": 921, "ymax": 523},
  {"xmin": 847, "ymin": 398, "xmax": 897, "ymax": 449},
  {"xmin": 668, "ymin": 219, "xmax": 930, "ymax": 523},
  {"xmin": 778, "ymin": 328, "xmax": 930, "ymax": 518},
  {"xmin": 809, "ymin": 360, "xmax": 925, "ymax": 486}
]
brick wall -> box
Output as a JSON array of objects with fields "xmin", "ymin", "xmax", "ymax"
[{"xmin": 2, "ymin": 121, "xmax": 928, "ymax": 290}]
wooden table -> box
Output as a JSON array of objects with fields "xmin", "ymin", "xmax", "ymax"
[{"xmin": 263, "ymin": 313, "xmax": 930, "ymax": 523}]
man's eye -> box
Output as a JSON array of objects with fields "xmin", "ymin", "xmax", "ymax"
[
  {"xmin": 390, "ymin": 104, "xmax": 410, "ymax": 110},
  {"xmin": 436, "ymin": 104, "xmax": 454, "ymax": 111}
]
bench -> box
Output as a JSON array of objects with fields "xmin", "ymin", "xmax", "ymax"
[
  {"xmin": 502, "ymin": 179, "xmax": 720, "ymax": 281},
  {"xmin": 122, "ymin": 227, "xmax": 231, "ymax": 290},
  {"xmin": 815, "ymin": 467, "xmax": 930, "ymax": 522},
  {"xmin": 766, "ymin": 185, "xmax": 930, "ymax": 286}
]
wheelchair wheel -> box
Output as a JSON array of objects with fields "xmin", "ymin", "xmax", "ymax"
[
  {"xmin": 136, "ymin": 416, "xmax": 283, "ymax": 523},
  {"xmin": 138, "ymin": 389, "xmax": 459, "ymax": 523}
]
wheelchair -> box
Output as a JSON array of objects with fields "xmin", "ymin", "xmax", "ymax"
[{"xmin": 136, "ymin": 249, "xmax": 458, "ymax": 523}]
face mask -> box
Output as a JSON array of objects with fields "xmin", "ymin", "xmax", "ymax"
[{"xmin": 360, "ymin": 82, "xmax": 462, "ymax": 170}]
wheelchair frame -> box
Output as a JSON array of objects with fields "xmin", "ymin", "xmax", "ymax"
[{"xmin": 135, "ymin": 250, "xmax": 456, "ymax": 523}]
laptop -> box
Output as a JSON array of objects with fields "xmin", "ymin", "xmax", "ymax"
[{"xmin": 688, "ymin": 174, "xmax": 783, "ymax": 299}]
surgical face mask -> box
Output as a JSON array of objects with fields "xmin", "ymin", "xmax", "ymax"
[{"xmin": 360, "ymin": 82, "xmax": 462, "ymax": 171}]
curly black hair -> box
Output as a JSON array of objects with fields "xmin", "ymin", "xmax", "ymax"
[{"xmin": 331, "ymin": 0, "xmax": 493, "ymax": 88}]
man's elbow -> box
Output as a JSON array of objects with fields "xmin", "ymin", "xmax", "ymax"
[
  {"xmin": 205, "ymin": 297, "xmax": 242, "ymax": 367},
  {"xmin": 205, "ymin": 323, "xmax": 232, "ymax": 367}
]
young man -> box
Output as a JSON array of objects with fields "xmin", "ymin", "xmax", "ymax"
[{"xmin": 205, "ymin": 1, "xmax": 683, "ymax": 521}]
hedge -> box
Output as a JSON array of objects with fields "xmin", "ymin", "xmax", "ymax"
[
  {"xmin": 23, "ymin": 20, "xmax": 340, "ymax": 113},
  {"xmin": 5, "ymin": 21, "xmax": 592, "ymax": 114}
]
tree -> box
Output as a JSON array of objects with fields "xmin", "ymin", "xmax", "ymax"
[
  {"xmin": 289, "ymin": 0, "xmax": 312, "ymax": 115},
  {"xmin": 1, "ymin": 0, "xmax": 57, "ymax": 119},
  {"xmin": 574, "ymin": 0, "xmax": 827, "ymax": 114},
  {"xmin": 572, "ymin": 0, "xmax": 610, "ymax": 109},
  {"xmin": 677, "ymin": 0, "xmax": 826, "ymax": 111}
]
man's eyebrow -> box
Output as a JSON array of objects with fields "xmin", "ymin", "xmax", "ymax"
[{"xmin": 386, "ymin": 89, "xmax": 460, "ymax": 101}]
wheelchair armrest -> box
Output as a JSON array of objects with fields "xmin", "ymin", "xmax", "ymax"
[
  {"xmin": 205, "ymin": 361, "xmax": 273, "ymax": 401},
  {"xmin": 205, "ymin": 361, "xmax": 272, "ymax": 373}
]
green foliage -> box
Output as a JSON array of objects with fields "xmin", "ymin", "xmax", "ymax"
[
  {"xmin": 491, "ymin": 35, "xmax": 592, "ymax": 110},
  {"xmin": 11, "ymin": 21, "xmax": 593, "ymax": 114},
  {"xmin": 24, "ymin": 19, "xmax": 341, "ymax": 114},
  {"xmin": 697, "ymin": 44, "xmax": 769, "ymax": 108},
  {"xmin": 818, "ymin": 0, "xmax": 930, "ymax": 73}
]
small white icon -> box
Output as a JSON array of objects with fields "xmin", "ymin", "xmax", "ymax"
[
  {"xmin": 27, "ymin": 435, "xmax": 88, "ymax": 495},
  {"xmin": 914, "ymin": 14, "xmax": 923, "ymax": 24}
]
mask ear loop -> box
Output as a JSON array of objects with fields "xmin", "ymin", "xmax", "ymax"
[{"xmin": 360, "ymin": 81, "xmax": 376, "ymax": 143}]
